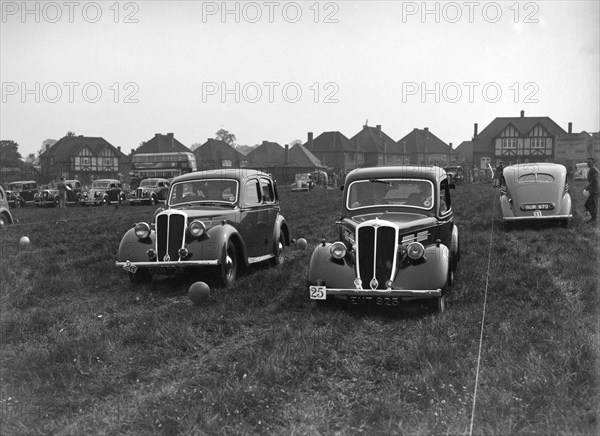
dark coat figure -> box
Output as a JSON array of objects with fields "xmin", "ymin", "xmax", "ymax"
[
  {"xmin": 584, "ymin": 157, "xmax": 599, "ymax": 223},
  {"xmin": 496, "ymin": 162, "xmax": 506, "ymax": 187}
]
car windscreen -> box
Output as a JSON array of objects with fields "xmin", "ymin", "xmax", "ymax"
[
  {"xmin": 347, "ymin": 179, "xmax": 434, "ymax": 210},
  {"xmin": 92, "ymin": 181, "xmax": 110, "ymax": 189},
  {"xmin": 169, "ymin": 179, "xmax": 239, "ymax": 206},
  {"xmin": 140, "ymin": 180, "xmax": 158, "ymax": 188}
]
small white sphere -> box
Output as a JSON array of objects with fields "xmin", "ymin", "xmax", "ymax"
[
  {"xmin": 20, "ymin": 236, "xmax": 30, "ymax": 246},
  {"xmin": 583, "ymin": 189, "xmax": 590, "ymax": 198}
]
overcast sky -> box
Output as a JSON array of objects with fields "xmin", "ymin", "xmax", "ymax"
[{"xmin": 1, "ymin": 0, "xmax": 599, "ymax": 158}]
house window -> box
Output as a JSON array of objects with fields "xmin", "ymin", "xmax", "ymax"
[
  {"xmin": 531, "ymin": 138, "xmax": 545, "ymax": 149},
  {"xmin": 501, "ymin": 138, "xmax": 517, "ymax": 149},
  {"xmin": 222, "ymin": 159, "xmax": 232, "ymax": 168},
  {"xmin": 81, "ymin": 157, "xmax": 90, "ymax": 166},
  {"xmin": 104, "ymin": 158, "xmax": 113, "ymax": 166}
]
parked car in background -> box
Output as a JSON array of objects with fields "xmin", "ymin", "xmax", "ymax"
[
  {"xmin": 307, "ymin": 165, "xmax": 459, "ymax": 313},
  {"xmin": 291, "ymin": 173, "xmax": 313, "ymax": 191},
  {"xmin": 573, "ymin": 162, "xmax": 589, "ymax": 180},
  {"xmin": 128, "ymin": 178, "xmax": 170, "ymax": 205},
  {"xmin": 444, "ymin": 165, "xmax": 464, "ymax": 185},
  {"xmin": 0, "ymin": 186, "xmax": 15, "ymax": 226},
  {"xmin": 80, "ymin": 179, "xmax": 125, "ymax": 206},
  {"xmin": 500, "ymin": 163, "xmax": 572, "ymax": 228},
  {"xmin": 115, "ymin": 169, "xmax": 290, "ymax": 287},
  {"xmin": 6, "ymin": 180, "xmax": 37, "ymax": 208},
  {"xmin": 34, "ymin": 180, "xmax": 82, "ymax": 207}
]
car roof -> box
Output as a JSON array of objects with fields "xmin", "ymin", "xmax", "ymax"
[
  {"xmin": 345, "ymin": 165, "xmax": 447, "ymax": 184},
  {"xmin": 8, "ymin": 180, "xmax": 36, "ymax": 184},
  {"xmin": 93, "ymin": 179, "xmax": 120, "ymax": 182},
  {"xmin": 172, "ymin": 169, "xmax": 271, "ymax": 183}
]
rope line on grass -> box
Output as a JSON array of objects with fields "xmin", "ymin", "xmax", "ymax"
[
  {"xmin": 468, "ymin": 187, "xmax": 497, "ymax": 436},
  {"xmin": 1, "ymin": 207, "xmax": 154, "ymax": 229}
]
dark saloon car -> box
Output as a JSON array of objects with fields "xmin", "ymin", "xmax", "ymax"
[
  {"xmin": 307, "ymin": 166, "xmax": 459, "ymax": 313},
  {"xmin": 6, "ymin": 180, "xmax": 37, "ymax": 207},
  {"xmin": 444, "ymin": 165, "xmax": 464, "ymax": 185},
  {"xmin": 80, "ymin": 179, "xmax": 126, "ymax": 206},
  {"xmin": 115, "ymin": 169, "xmax": 290, "ymax": 287},
  {"xmin": 0, "ymin": 186, "xmax": 15, "ymax": 226},
  {"xmin": 34, "ymin": 180, "xmax": 82, "ymax": 207},
  {"xmin": 500, "ymin": 163, "xmax": 572, "ymax": 228},
  {"xmin": 128, "ymin": 178, "xmax": 170, "ymax": 205}
]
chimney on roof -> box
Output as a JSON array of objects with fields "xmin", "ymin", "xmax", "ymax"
[
  {"xmin": 308, "ymin": 132, "xmax": 313, "ymax": 149},
  {"xmin": 376, "ymin": 125, "xmax": 382, "ymax": 137},
  {"xmin": 154, "ymin": 133, "xmax": 160, "ymax": 138},
  {"xmin": 474, "ymin": 123, "xmax": 478, "ymax": 137},
  {"xmin": 131, "ymin": 148, "xmax": 135, "ymax": 155},
  {"xmin": 285, "ymin": 144, "xmax": 289, "ymax": 166},
  {"xmin": 262, "ymin": 140, "xmax": 268, "ymax": 146},
  {"xmin": 520, "ymin": 110, "xmax": 525, "ymax": 118},
  {"xmin": 568, "ymin": 122, "xmax": 572, "ymax": 134},
  {"xmin": 117, "ymin": 146, "xmax": 121, "ymax": 152}
]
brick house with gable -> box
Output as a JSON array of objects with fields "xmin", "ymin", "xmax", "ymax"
[{"xmin": 39, "ymin": 135, "xmax": 130, "ymax": 185}]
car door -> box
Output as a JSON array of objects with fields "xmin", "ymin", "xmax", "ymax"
[
  {"xmin": 259, "ymin": 177, "xmax": 278, "ymax": 252},
  {"xmin": 238, "ymin": 178, "xmax": 267, "ymax": 259},
  {"xmin": 434, "ymin": 178, "xmax": 454, "ymax": 247}
]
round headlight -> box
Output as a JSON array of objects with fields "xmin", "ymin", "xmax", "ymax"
[
  {"xmin": 406, "ymin": 242, "xmax": 425, "ymax": 260},
  {"xmin": 330, "ymin": 241, "xmax": 347, "ymax": 260},
  {"xmin": 188, "ymin": 220, "xmax": 206, "ymax": 238},
  {"xmin": 134, "ymin": 222, "xmax": 151, "ymax": 239}
]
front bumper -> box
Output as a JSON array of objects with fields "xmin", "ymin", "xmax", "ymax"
[
  {"xmin": 116, "ymin": 259, "xmax": 219, "ymax": 275},
  {"xmin": 309, "ymin": 285, "xmax": 441, "ymax": 299}
]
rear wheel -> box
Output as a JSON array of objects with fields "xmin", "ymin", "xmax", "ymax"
[
  {"xmin": 215, "ymin": 240, "xmax": 238, "ymax": 288},
  {"xmin": 270, "ymin": 233, "xmax": 285, "ymax": 266}
]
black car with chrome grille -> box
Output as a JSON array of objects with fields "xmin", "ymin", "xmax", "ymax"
[
  {"xmin": 307, "ymin": 166, "xmax": 459, "ymax": 313},
  {"xmin": 115, "ymin": 169, "xmax": 290, "ymax": 287}
]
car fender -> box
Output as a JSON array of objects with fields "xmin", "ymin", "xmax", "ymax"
[
  {"xmin": 117, "ymin": 228, "xmax": 155, "ymax": 262},
  {"xmin": 272, "ymin": 215, "xmax": 290, "ymax": 251},
  {"xmin": 308, "ymin": 242, "xmax": 356, "ymax": 288},
  {"xmin": 499, "ymin": 195, "xmax": 514, "ymax": 219},
  {"xmin": 559, "ymin": 193, "xmax": 572, "ymax": 216},
  {"xmin": 202, "ymin": 222, "xmax": 247, "ymax": 265}
]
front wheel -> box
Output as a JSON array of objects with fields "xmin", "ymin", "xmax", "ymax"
[{"xmin": 215, "ymin": 240, "xmax": 238, "ymax": 288}]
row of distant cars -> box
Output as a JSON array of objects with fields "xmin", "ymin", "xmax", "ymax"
[{"xmin": 2, "ymin": 178, "xmax": 171, "ymax": 209}]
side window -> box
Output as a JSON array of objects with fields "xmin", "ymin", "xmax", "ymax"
[
  {"xmin": 243, "ymin": 179, "xmax": 261, "ymax": 206},
  {"xmin": 260, "ymin": 178, "xmax": 274, "ymax": 203},
  {"xmin": 439, "ymin": 180, "xmax": 451, "ymax": 213}
]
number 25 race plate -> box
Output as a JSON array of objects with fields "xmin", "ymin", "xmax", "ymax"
[{"xmin": 309, "ymin": 286, "xmax": 326, "ymax": 300}]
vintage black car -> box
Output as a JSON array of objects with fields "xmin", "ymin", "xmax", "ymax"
[
  {"xmin": 307, "ymin": 166, "xmax": 459, "ymax": 313},
  {"xmin": 6, "ymin": 180, "xmax": 37, "ymax": 208},
  {"xmin": 0, "ymin": 186, "xmax": 15, "ymax": 226},
  {"xmin": 115, "ymin": 169, "xmax": 290, "ymax": 287},
  {"xmin": 80, "ymin": 179, "xmax": 126, "ymax": 206},
  {"xmin": 128, "ymin": 178, "xmax": 170, "ymax": 205},
  {"xmin": 34, "ymin": 180, "xmax": 82, "ymax": 207},
  {"xmin": 444, "ymin": 166, "xmax": 464, "ymax": 185}
]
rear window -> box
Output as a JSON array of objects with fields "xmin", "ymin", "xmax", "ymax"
[{"xmin": 518, "ymin": 173, "xmax": 555, "ymax": 183}]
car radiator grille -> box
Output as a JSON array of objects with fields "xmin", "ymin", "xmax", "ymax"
[
  {"xmin": 156, "ymin": 211, "xmax": 186, "ymax": 262},
  {"xmin": 136, "ymin": 187, "xmax": 144, "ymax": 198},
  {"xmin": 356, "ymin": 224, "xmax": 397, "ymax": 290}
]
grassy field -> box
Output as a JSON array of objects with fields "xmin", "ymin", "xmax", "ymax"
[{"xmin": 0, "ymin": 181, "xmax": 598, "ymax": 435}]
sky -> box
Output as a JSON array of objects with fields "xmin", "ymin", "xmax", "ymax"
[{"xmin": 1, "ymin": 0, "xmax": 599, "ymax": 158}]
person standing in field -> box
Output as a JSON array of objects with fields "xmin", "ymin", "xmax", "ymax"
[
  {"xmin": 584, "ymin": 157, "xmax": 599, "ymax": 224},
  {"xmin": 57, "ymin": 177, "xmax": 71, "ymax": 208}
]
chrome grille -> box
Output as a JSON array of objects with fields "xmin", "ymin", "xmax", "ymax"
[
  {"xmin": 136, "ymin": 187, "xmax": 144, "ymax": 198},
  {"xmin": 156, "ymin": 211, "xmax": 186, "ymax": 262},
  {"xmin": 356, "ymin": 221, "xmax": 398, "ymax": 290}
]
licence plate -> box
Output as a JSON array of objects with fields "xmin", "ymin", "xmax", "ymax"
[
  {"xmin": 309, "ymin": 286, "xmax": 326, "ymax": 300},
  {"xmin": 122, "ymin": 260, "xmax": 138, "ymax": 274},
  {"xmin": 349, "ymin": 296, "xmax": 400, "ymax": 306}
]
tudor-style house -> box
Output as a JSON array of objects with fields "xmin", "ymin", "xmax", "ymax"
[
  {"xmin": 39, "ymin": 135, "xmax": 130, "ymax": 185},
  {"xmin": 471, "ymin": 110, "xmax": 567, "ymax": 168}
]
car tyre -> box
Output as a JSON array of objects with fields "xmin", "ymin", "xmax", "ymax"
[
  {"xmin": 215, "ymin": 240, "xmax": 238, "ymax": 288},
  {"xmin": 270, "ymin": 233, "xmax": 285, "ymax": 266}
]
